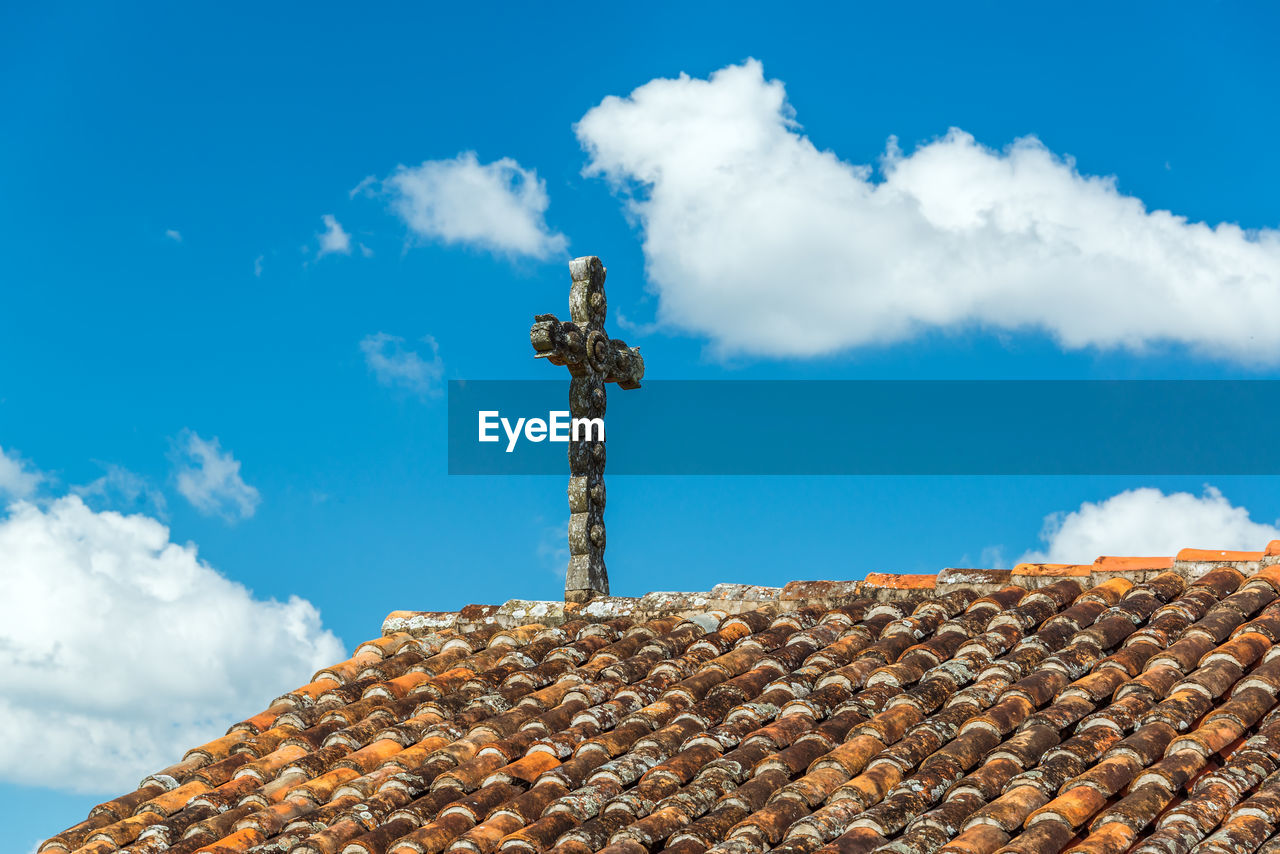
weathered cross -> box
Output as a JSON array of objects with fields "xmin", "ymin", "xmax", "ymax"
[{"xmin": 531, "ymin": 256, "xmax": 644, "ymax": 603}]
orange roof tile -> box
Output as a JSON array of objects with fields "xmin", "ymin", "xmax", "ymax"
[
  {"xmin": 1175, "ymin": 547, "xmax": 1264, "ymax": 562},
  {"xmin": 1011, "ymin": 563, "xmax": 1092, "ymax": 576},
  {"xmin": 1092, "ymin": 555, "xmax": 1175, "ymax": 571},
  {"xmin": 862, "ymin": 572, "xmax": 938, "ymax": 589}
]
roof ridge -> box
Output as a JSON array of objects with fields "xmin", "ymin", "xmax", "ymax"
[{"xmin": 382, "ymin": 540, "xmax": 1280, "ymax": 637}]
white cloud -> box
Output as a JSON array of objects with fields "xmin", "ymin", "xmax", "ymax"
[
  {"xmin": 1023, "ymin": 486, "xmax": 1280, "ymax": 565},
  {"xmin": 73, "ymin": 464, "xmax": 167, "ymax": 518},
  {"xmin": 164, "ymin": 229, "xmax": 183, "ymax": 243},
  {"xmin": 350, "ymin": 174, "xmax": 377, "ymax": 199},
  {"xmin": 317, "ymin": 214, "xmax": 352, "ymax": 257},
  {"xmin": 384, "ymin": 151, "xmax": 568, "ymax": 259},
  {"xmin": 172, "ymin": 431, "xmax": 261, "ymax": 521},
  {"xmin": 537, "ymin": 520, "xmax": 568, "ymax": 579},
  {"xmin": 253, "ymin": 254, "xmax": 264, "ymax": 277},
  {"xmin": 360, "ymin": 333, "xmax": 444, "ymax": 397},
  {"xmin": 0, "ymin": 495, "xmax": 343, "ymax": 793},
  {"xmin": 576, "ymin": 60, "xmax": 1280, "ymax": 363},
  {"xmin": 0, "ymin": 446, "xmax": 42, "ymax": 500}
]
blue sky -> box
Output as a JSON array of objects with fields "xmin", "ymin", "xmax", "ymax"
[{"xmin": 3, "ymin": 2, "xmax": 1280, "ymax": 846}]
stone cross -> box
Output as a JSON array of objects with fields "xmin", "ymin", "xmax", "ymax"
[{"xmin": 531, "ymin": 256, "xmax": 644, "ymax": 603}]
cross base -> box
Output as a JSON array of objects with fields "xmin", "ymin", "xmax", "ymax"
[
  {"xmin": 565, "ymin": 587, "xmax": 603, "ymax": 605},
  {"xmin": 565, "ymin": 553, "xmax": 609, "ymax": 603}
]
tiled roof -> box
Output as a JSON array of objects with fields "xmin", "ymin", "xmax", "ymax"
[{"xmin": 40, "ymin": 541, "xmax": 1280, "ymax": 854}]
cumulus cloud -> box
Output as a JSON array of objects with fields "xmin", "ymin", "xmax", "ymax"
[
  {"xmin": 317, "ymin": 214, "xmax": 352, "ymax": 257},
  {"xmin": 172, "ymin": 431, "xmax": 261, "ymax": 521},
  {"xmin": 385, "ymin": 151, "xmax": 568, "ymax": 259},
  {"xmin": 0, "ymin": 495, "xmax": 343, "ymax": 793},
  {"xmin": 576, "ymin": 60, "xmax": 1280, "ymax": 363},
  {"xmin": 360, "ymin": 333, "xmax": 444, "ymax": 397},
  {"xmin": 0, "ymin": 446, "xmax": 43, "ymax": 499},
  {"xmin": 1023, "ymin": 486, "xmax": 1280, "ymax": 564}
]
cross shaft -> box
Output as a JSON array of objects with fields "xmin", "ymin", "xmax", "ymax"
[{"xmin": 531, "ymin": 256, "xmax": 643, "ymax": 603}]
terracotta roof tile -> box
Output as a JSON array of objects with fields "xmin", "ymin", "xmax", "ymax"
[
  {"xmin": 1012, "ymin": 564, "xmax": 1092, "ymax": 577},
  {"xmin": 1176, "ymin": 548, "xmax": 1265, "ymax": 563},
  {"xmin": 1093, "ymin": 556, "xmax": 1176, "ymax": 571},
  {"xmin": 45, "ymin": 545, "xmax": 1280, "ymax": 854},
  {"xmin": 861, "ymin": 573, "xmax": 939, "ymax": 592}
]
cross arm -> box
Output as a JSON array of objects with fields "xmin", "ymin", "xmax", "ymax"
[
  {"xmin": 604, "ymin": 339, "xmax": 644, "ymax": 390},
  {"xmin": 530, "ymin": 314, "xmax": 588, "ymax": 374}
]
